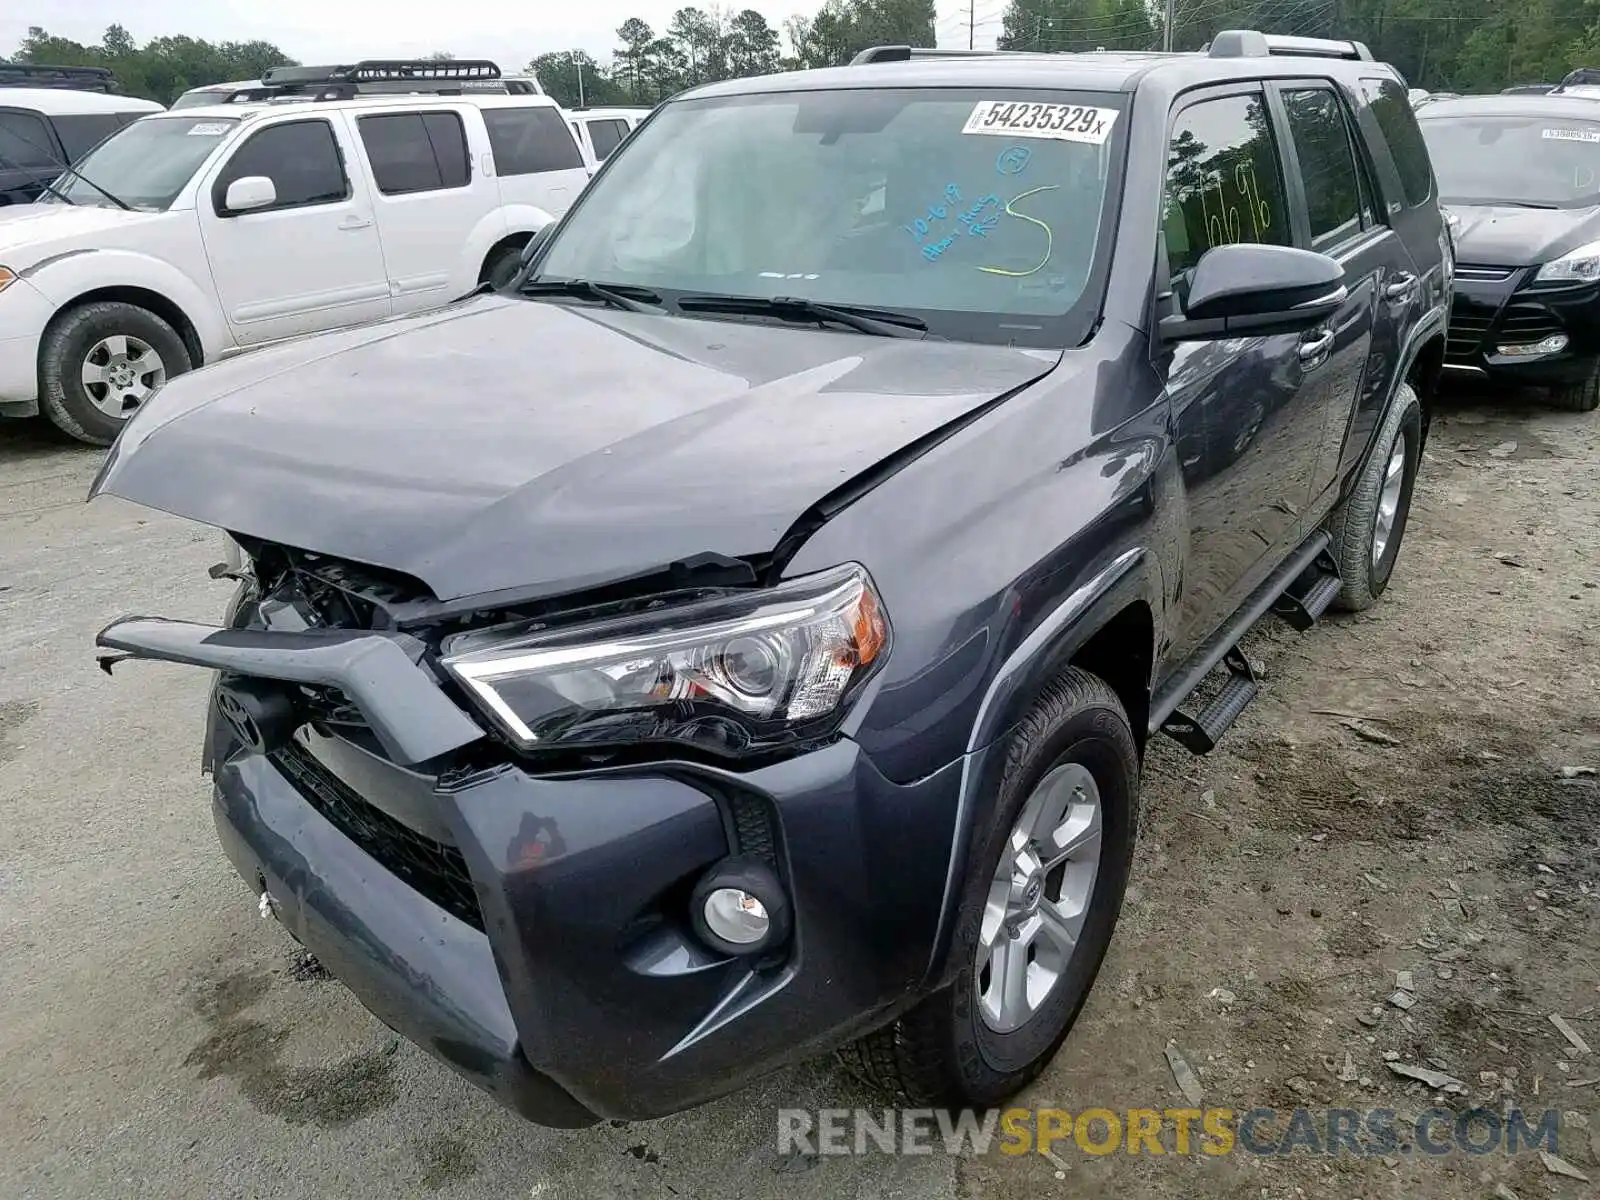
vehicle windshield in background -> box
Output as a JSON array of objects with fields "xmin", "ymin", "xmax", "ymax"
[
  {"xmin": 1419, "ymin": 114, "xmax": 1600, "ymax": 208},
  {"xmin": 533, "ymin": 88, "xmax": 1127, "ymax": 346},
  {"xmin": 42, "ymin": 115, "xmax": 238, "ymax": 210}
]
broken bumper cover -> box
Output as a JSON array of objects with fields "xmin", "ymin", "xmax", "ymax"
[{"xmin": 97, "ymin": 615, "xmax": 964, "ymax": 1125}]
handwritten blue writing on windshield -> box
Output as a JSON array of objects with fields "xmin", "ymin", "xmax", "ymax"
[
  {"xmin": 902, "ymin": 184, "xmax": 967, "ymax": 242},
  {"xmin": 996, "ymin": 147, "xmax": 1031, "ymax": 176},
  {"xmin": 921, "ymin": 235, "xmax": 959, "ymax": 262}
]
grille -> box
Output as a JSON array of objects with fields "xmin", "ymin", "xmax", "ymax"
[
  {"xmin": 1454, "ymin": 263, "xmax": 1517, "ymax": 282},
  {"xmin": 270, "ymin": 739, "xmax": 485, "ymax": 931},
  {"xmin": 1445, "ymin": 304, "xmax": 1494, "ymax": 361},
  {"xmin": 1495, "ymin": 303, "xmax": 1564, "ymax": 345}
]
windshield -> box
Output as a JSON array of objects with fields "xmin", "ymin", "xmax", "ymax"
[
  {"xmin": 45, "ymin": 115, "xmax": 238, "ymax": 210},
  {"xmin": 1420, "ymin": 113, "xmax": 1600, "ymax": 208},
  {"xmin": 534, "ymin": 87, "xmax": 1127, "ymax": 346}
]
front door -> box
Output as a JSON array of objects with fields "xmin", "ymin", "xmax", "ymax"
[
  {"xmin": 1156, "ymin": 85, "xmax": 1338, "ymax": 667},
  {"xmin": 199, "ymin": 116, "xmax": 391, "ymax": 345}
]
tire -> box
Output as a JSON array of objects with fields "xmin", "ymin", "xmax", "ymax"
[
  {"xmin": 39, "ymin": 302, "xmax": 192, "ymax": 446},
  {"xmin": 482, "ymin": 244, "xmax": 524, "ymax": 291},
  {"xmin": 837, "ymin": 668, "xmax": 1139, "ymax": 1108},
  {"xmin": 1550, "ymin": 365, "xmax": 1600, "ymax": 413},
  {"xmin": 1327, "ymin": 382, "xmax": 1422, "ymax": 613}
]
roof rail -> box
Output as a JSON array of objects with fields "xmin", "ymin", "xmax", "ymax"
[
  {"xmin": 217, "ymin": 59, "xmax": 509, "ymax": 103},
  {"xmin": 0, "ymin": 61, "xmax": 119, "ymax": 93},
  {"xmin": 1552, "ymin": 66, "xmax": 1600, "ymax": 92},
  {"xmin": 1205, "ymin": 30, "xmax": 1373, "ymax": 62},
  {"xmin": 850, "ymin": 45, "xmax": 1021, "ymax": 65}
]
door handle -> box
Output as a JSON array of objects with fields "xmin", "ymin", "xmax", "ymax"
[
  {"xmin": 338, "ymin": 215, "xmax": 373, "ymax": 231},
  {"xmin": 1298, "ymin": 329, "xmax": 1335, "ymax": 364},
  {"xmin": 1384, "ymin": 273, "xmax": 1417, "ymax": 301}
]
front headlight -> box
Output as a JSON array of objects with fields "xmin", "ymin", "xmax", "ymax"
[
  {"xmin": 1535, "ymin": 240, "xmax": 1600, "ymax": 284},
  {"xmin": 0, "ymin": 266, "xmax": 15, "ymax": 295},
  {"xmin": 441, "ymin": 563, "xmax": 890, "ymax": 757}
]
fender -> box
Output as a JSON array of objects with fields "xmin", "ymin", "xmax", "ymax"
[
  {"xmin": 459, "ymin": 204, "xmax": 556, "ymax": 291},
  {"xmin": 25, "ymin": 248, "xmax": 232, "ymax": 362},
  {"xmin": 925, "ymin": 544, "xmax": 1161, "ymax": 984}
]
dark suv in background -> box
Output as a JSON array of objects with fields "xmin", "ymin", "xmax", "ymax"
[
  {"xmin": 0, "ymin": 63, "xmax": 161, "ymax": 206},
  {"xmin": 94, "ymin": 31, "xmax": 1448, "ymax": 1128}
]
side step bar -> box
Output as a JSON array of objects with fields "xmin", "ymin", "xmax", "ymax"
[{"xmin": 1153, "ymin": 532, "xmax": 1341, "ymax": 754}]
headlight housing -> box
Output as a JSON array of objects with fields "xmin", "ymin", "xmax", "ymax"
[
  {"xmin": 441, "ymin": 563, "xmax": 890, "ymax": 758},
  {"xmin": 1535, "ymin": 240, "xmax": 1600, "ymax": 285}
]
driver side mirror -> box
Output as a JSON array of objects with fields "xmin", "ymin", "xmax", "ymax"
[
  {"xmin": 1160, "ymin": 243, "xmax": 1347, "ymax": 341},
  {"xmin": 223, "ymin": 175, "xmax": 276, "ymax": 214}
]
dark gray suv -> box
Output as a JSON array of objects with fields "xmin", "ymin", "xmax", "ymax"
[{"xmin": 93, "ymin": 30, "xmax": 1449, "ymax": 1127}]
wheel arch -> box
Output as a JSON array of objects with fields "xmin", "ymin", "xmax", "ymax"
[
  {"xmin": 924, "ymin": 547, "xmax": 1161, "ymax": 987},
  {"xmin": 478, "ymin": 231, "xmax": 533, "ymax": 284}
]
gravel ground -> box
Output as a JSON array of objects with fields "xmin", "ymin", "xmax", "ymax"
[{"xmin": 2, "ymin": 393, "xmax": 1598, "ymax": 1200}]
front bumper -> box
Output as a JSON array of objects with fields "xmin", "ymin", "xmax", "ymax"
[
  {"xmin": 0, "ymin": 275, "xmax": 53, "ymax": 410},
  {"xmin": 100, "ymin": 616, "xmax": 964, "ymax": 1126},
  {"xmin": 1444, "ymin": 267, "xmax": 1600, "ymax": 387}
]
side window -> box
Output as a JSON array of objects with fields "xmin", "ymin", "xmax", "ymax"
[
  {"xmin": 588, "ymin": 118, "xmax": 628, "ymax": 161},
  {"xmin": 1282, "ymin": 87, "xmax": 1363, "ymax": 249},
  {"xmin": 482, "ymin": 107, "xmax": 584, "ymax": 176},
  {"xmin": 1162, "ymin": 91, "xmax": 1292, "ymax": 289},
  {"xmin": 51, "ymin": 113, "xmax": 125, "ymax": 162},
  {"xmin": 1362, "ymin": 77, "xmax": 1434, "ymax": 207},
  {"xmin": 0, "ymin": 110, "xmax": 58, "ymax": 169},
  {"xmin": 214, "ymin": 119, "xmax": 349, "ymax": 215},
  {"xmin": 359, "ymin": 112, "xmax": 469, "ymax": 195}
]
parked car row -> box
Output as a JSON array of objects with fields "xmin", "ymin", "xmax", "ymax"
[{"xmin": 0, "ymin": 59, "xmax": 649, "ymax": 443}]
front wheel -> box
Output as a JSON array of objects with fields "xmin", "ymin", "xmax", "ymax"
[
  {"xmin": 837, "ymin": 668, "xmax": 1139, "ymax": 1108},
  {"xmin": 1550, "ymin": 364, "xmax": 1600, "ymax": 413},
  {"xmin": 39, "ymin": 302, "xmax": 192, "ymax": 446},
  {"xmin": 1327, "ymin": 382, "xmax": 1422, "ymax": 612}
]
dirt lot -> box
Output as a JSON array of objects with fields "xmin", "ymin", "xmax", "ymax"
[{"xmin": 2, "ymin": 392, "xmax": 1598, "ymax": 1200}]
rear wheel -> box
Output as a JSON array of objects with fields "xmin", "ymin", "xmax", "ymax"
[
  {"xmin": 837, "ymin": 668, "xmax": 1138, "ymax": 1107},
  {"xmin": 482, "ymin": 244, "xmax": 524, "ymax": 291},
  {"xmin": 39, "ymin": 302, "xmax": 191, "ymax": 446},
  {"xmin": 1328, "ymin": 382, "xmax": 1422, "ymax": 612},
  {"xmin": 1550, "ymin": 364, "xmax": 1600, "ymax": 412}
]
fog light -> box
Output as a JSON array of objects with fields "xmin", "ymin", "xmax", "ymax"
[
  {"xmin": 703, "ymin": 888, "xmax": 769, "ymax": 944},
  {"xmin": 690, "ymin": 856, "xmax": 791, "ymax": 957},
  {"xmin": 1496, "ymin": 333, "xmax": 1568, "ymax": 357}
]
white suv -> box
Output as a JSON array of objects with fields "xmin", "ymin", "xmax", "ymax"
[{"xmin": 0, "ymin": 59, "xmax": 592, "ymax": 445}]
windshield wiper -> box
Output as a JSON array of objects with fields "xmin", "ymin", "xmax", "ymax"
[
  {"xmin": 54, "ymin": 163, "xmax": 133, "ymax": 212},
  {"xmin": 521, "ymin": 278, "xmax": 661, "ymax": 313},
  {"xmin": 676, "ymin": 294, "xmax": 930, "ymax": 338}
]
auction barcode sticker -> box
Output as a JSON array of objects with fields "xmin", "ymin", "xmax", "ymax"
[
  {"xmin": 963, "ymin": 101, "xmax": 1119, "ymax": 143},
  {"xmin": 1543, "ymin": 128, "xmax": 1600, "ymax": 142},
  {"xmin": 187, "ymin": 122, "xmax": 232, "ymax": 136}
]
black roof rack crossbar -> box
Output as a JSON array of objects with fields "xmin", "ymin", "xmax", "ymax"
[
  {"xmin": 1205, "ymin": 30, "xmax": 1373, "ymax": 62},
  {"xmin": 0, "ymin": 61, "xmax": 119, "ymax": 93},
  {"xmin": 211, "ymin": 58, "xmax": 510, "ymax": 103}
]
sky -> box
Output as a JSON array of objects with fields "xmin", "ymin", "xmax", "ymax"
[{"xmin": 1, "ymin": 1, "xmax": 1005, "ymax": 69}]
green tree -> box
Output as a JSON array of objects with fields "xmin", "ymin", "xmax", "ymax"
[
  {"xmin": 614, "ymin": 17, "xmax": 656, "ymax": 101},
  {"xmin": 528, "ymin": 50, "xmax": 625, "ymax": 107},
  {"xmin": 726, "ymin": 8, "xmax": 782, "ymax": 75}
]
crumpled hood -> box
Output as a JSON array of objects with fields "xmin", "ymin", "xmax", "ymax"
[
  {"xmin": 1445, "ymin": 201, "xmax": 1600, "ymax": 267},
  {"xmin": 94, "ymin": 295, "xmax": 1060, "ymax": 602},
  {"xmin": 0, "ymin": 203, "xmax": 166, "ymax": 261}
]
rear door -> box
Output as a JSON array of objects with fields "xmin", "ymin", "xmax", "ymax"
[
  {"xmin": 1270, "ymin": 80, "xmax": 1389, "ymax": 516},
  {"xmin": 348, "ymin": 108, "xmax": 492, "ymax": 314},
  {"xmin": 199, "ymin": 116, "xmax": 392, "ymax": 344},
  {"xmin": 480, "ymin": 104, "xmax": 591, "ymax": 218}
]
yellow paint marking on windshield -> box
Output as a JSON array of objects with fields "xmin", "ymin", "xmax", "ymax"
[{"xmin": 977, "ymin": 185, "xmax": 1059, "ymax": 277}]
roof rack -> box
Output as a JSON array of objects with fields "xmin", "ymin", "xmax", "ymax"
[
  {"xmin": 850, "ymin": 45, "xmax": 1036, "ymax": 65},
  {"xmin": 217, "ymin": 59, "xmax": 509, "ymax": 103},
  {"xmin": 1206, "ymin": 30, "xmax": 1373, "ymax": 61},
  {"xmin": 0, "ymin": 61, "xmax": 120, "ymax": 93}
]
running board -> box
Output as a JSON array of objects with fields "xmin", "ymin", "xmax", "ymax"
[{"xmin": 1152, "ymin": 531, "xmax": 1337, "ymax": 755}]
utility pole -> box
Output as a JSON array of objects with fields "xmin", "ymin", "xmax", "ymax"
[
  {"xmin": 576, "ymin": 58, "xmax": 585, "ymax": 107},
  {"xmin": 1163, "ymin": 0, "xmax": 1176, "ymax": 52},
  {"xmin": 969, "ymin": 2, "xmax": 975, "ymax": 50}
]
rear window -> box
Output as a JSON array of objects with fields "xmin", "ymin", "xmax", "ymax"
[
  {"xmin": 1362, "ymin": 77, "xmax": 1434, "ymax": 207},
  {"xmin": 587, "ymin": 118, "xmax": 629, "ymax": 160},
  {"xmin": 358, "ymin": 112, "xmax": 470, "ymax": 195},
  {"xmin": 51, "ymin": 113, "xmax": 143, "ymax": 161},
  {"xmin": 482, "ymin": 106, "xmax": 583, "ymax": 175}
]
